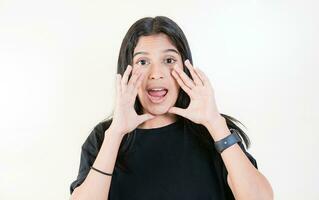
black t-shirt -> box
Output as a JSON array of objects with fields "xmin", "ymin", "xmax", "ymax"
[{"xmin": 70, "ymin": 118, "xmax": 257, "ymax": 199}]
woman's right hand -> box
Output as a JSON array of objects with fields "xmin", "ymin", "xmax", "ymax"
[{"xmin": 109, "ymin": 64, "xmax": 155, "ymax": 138}]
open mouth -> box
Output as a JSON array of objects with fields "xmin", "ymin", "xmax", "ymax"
[{"xmin": 146, "ymin": 88, "xmax": 168, "ymax": 103}]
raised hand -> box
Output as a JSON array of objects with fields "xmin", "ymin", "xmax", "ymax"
[
  {"xmin": 168, "ymin": 59, "xmax": 222, "ymax": 127},
  {"xmin": 110, "ymin": 64, "xmax": 155, "ymax": 138}
]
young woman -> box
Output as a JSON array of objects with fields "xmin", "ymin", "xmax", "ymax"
[{"xmin": 70, "ymin": 16, "xmax": 273, "ymax": 200}]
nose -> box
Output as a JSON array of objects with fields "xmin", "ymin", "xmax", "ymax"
[{"xmin": 148, "ymin": 63, "xmax": 164, "ymax": 80}]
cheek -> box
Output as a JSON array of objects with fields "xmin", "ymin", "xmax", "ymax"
[
  {"xmin": 137, "ymin": 88, "xmax": 145, "ymax": 100},
  {"xmin": 137, "ymin": 81, "xmax": 150, "ymax": 102},
  {"xmin": 137, "ymin": 78, "xmax": 147, "ymax": 94},
  {"xmin": 170, "ymin": 77, "xmax": 180, "ymax": 97}
]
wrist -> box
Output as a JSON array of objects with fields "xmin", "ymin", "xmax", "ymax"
[
  {"xmin": 204, "ymin": 116, "xmax": 231, "ymax": 141},
  {"xmin": 106, "ymin": 125, "xmax": 125, "ymax": 141}
]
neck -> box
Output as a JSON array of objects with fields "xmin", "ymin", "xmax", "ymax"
[{"xmin": 137, "ymin": 113, "xmax": 177, "ymax": 129}]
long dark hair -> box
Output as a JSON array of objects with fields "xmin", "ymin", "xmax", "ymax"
[{"xmin": 100, "ymin": 16, "xmax": 250, "ymax": 173}]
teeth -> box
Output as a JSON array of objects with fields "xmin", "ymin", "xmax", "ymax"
[{"xmin": 149, "ymin": 88, "xmax": 166, "ymax": 91}]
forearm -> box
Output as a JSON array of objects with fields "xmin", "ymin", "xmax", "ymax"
[
  {"xmin": 70, "ymin": 127, "xmax": 123, "ymax": 200},
  {"xmin": 205, "ymin": 117, "xmax": 273, "ymax": 200},
  {"xmin": 221, "ymin": 143, "xmax": 273, "ymax": 200}
]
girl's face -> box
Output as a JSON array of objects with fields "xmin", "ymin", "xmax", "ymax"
[{"xmin": 132, "ymin": 33, "xmax": 183, "ymax": 116}]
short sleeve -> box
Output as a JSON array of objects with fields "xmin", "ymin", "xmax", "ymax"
[
  {"xmin": 221, "ymin": 142, "xmax": 258, "ymax": 186},
  {"xmin": 69, "ymin": 122, "xmax": 106, "ymax": 194}
]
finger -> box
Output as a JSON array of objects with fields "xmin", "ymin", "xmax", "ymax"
[
  {"xmin": 173, "ymin": 64, "xmax": 196, "ymax": 89},
  {"xmin": 116, "ymin": 74, "xmax": 122, "ymax": 95},
  {"xmin": 138, "ymin": 113, "xmax": 156, "ymax": 124},
  {"xmin": 168, "ymin": 107, "xmax": 187, "ymax": 118},
  {"xmin": 171, "ymin": 70, "xmax": 193, "ymax": 96},
  {"xmin": 194, "ymin": 67, "xmax": 209, "ymax": 86},
  {"xmin": 121, "ymin": 65, "xmax": 132, "ymax": 92},
  {"xmin": 127, "ymin": 66, "xmax": 142, "ymax": 91},
  {"xmin": 114, "ymin": 74, "xmax": 122, "ymax": 107},
  {"xmin": 184, "ymin": 59, "xmax": 203, "ymax": 86},
  {"xmin": 132, "ymin": 69, "xmax": 146, "ymax": 96}
]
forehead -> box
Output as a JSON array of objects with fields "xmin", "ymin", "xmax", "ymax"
[{"xmin": 133, "ymin": 33, "xmax": 178, "ymax": 53}]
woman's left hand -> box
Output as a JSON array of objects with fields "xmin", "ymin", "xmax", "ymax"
[{"xmin": 168, "ymin": 59, "xmax": 222, "ymax": 127}]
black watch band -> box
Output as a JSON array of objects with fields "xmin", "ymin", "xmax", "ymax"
[{"xmin": 214, "ymin": 128, "xmax": 242, "ymax": 153}]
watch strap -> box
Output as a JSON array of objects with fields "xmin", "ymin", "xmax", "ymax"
[{"xmin": 214, "ymin": 128, "xmax": 242, "ymax": 153}]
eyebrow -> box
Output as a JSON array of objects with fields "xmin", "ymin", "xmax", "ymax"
[{"xmin": 133, "ymin": 48, "xmax": 180, "ymax": 58}]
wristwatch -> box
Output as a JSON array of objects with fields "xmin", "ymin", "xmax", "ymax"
[{"xmin": 214, "ymin": 128, "xmax": 242, "ymax": 153}]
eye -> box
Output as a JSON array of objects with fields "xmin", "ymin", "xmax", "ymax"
[
  {"xmin": 164, "ymin": 57, "xmax": 177, "ymax": 65},
  {"xmin": 136, "ymin": 59, "xmax": 150, "ymax": 66}
]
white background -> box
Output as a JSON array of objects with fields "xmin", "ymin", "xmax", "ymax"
[{"xmin": 0, "ymin": 0, "xmax": 318, "ymax": 199}]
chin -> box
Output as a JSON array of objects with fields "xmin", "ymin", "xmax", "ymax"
[
  {"xmin": 143, "ymin": 103, "xmax": 172, "ymax": 116},
  {"xmin": 147, "ymin": 107, "xmax": 169, "ymax": 115}
]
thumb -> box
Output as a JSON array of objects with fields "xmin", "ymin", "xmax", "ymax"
[
  {"xmin": 138, "ymin": 113, "xmax": 156, "ymax": 124},
  {"xmin": 168, "ymin": 107, "xmax": 187, "ymax": 118}
]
